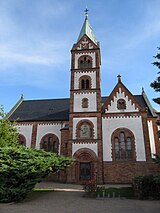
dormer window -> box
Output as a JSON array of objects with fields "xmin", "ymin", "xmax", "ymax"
[{"xmin": 117, "ymin": 99, "xmax": 126, "ymax": 110}]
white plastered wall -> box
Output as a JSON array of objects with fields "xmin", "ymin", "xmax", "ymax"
[
  {"xmin": 147, "ymin": 120, "xmax": 156, "ymax": 157},
  {"xmin": 16, "ymin": 124, "xmax": 33, "ymax": 148},
  {"xmin": 102, "ymin": 116, "xmax": 146, "ymax": 161},
  {"xmin": 74, "ymin": 92, "xmax": 97, "ymax": 112},
  {"xmin": 74, "ymin": 71, "xmax": 96, "ymax": 89},
  {"xmin": 36, "ymin": 123, "xmax": 62, "ymax": 153},
  {"xmin": 73, "ymin": 117, "xmax": 97, "ymax": 139},
  {"xmin": 72, "ymin": 143, "xmax": 98, "ymax": 156},
  {"xmin": 106, "ymin": 88, "xmax": 139, "ymax": 113},
  {"xmin": 74, "ymin": 52, "xmax": 96, "ymax": 69}
]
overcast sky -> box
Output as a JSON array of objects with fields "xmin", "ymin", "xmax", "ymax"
[{"xmin": 0, "ymin": 0, "xmax": 160, "ymax": 112}]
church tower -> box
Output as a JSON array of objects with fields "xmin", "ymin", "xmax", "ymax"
[{"xmin": 68, "ymin": 9, "xmax": 103, "ymax": 184}]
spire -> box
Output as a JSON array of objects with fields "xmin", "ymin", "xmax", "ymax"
[{"xmin": 77, "ymin": 8, "xmax": 97, "ymax": 45}]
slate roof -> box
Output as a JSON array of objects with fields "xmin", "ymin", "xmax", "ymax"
[
  {"xmin": 8, "ymin": 95, "xmax": 154, "ymax": 122},
  {"xmin": 9, "ymin": 98, "xmax": 70, "ymax": 122}
]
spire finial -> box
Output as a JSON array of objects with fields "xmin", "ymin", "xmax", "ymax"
[
  {"xmin": 84, "ymin": 7, "xmax": 88, "ymax": 19},
  {"xmin": 117, "ymin": 74, "xmax": 121, "ymax": 82},
  {"xmin": 21, "ymin": 94, "xmax": 24, "ymax": 99}
]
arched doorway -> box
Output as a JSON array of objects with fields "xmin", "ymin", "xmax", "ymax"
[{"xmin": 73, "ymin": 148, "xmax": 98, "ymax": 183}]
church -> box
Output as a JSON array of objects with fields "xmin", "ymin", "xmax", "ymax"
[{"xmin": 8, "ymin": 11, "xmax": 160, "ymax": 184}]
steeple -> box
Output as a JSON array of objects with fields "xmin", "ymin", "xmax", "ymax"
[{"xmin": 77, "ymin": 8, "xmax": 97, "ymax": 45}]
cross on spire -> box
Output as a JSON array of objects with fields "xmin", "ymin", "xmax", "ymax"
[
  {"xmin": 84, "ymin": 7, "xmax": 88, "ymax": 19},
  {"xmin": 117, "ymin": 74, "xmax": 121, "ymax": 82}
]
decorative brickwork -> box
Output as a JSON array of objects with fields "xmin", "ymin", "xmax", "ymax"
[{"xmin": 31, "ymin": 123, "xmax": 38, "ymax": 148}]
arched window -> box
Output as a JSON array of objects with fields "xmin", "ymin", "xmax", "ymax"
[
  {"xmin": 79, "ymin": 56, "xmax": 92, "ymax": 69},
  {"xmin": 79, "ymin": 75, "xmax": 91, "ymax": 90},
  {"xmin": 111, "ymin": 129, "xmax": 135, "ymax": 160},
  {"xmin": 81, "ymin": 79, "xmax": 85, "ymax": 89},
  {"xmin": 117, "ymin": 99, "xmax": 126, "ymax": 110},
  {"xmin": 18, "ymin": 134, "xmax": 26, "ymax": 146},
  {"xmin": 86, "ymin": 79, "xmax": 90, "ymax": 89},
  {"xmin": 76, "ymin": 120, "xmax": 94, "ymax": 139},
  {"xmin": 40, "ymin": 134, "xmax": 59, "ymax": 154},
  {"xmin": 82, "ymin": 98, "xmax": 88, "ymax": 108}
]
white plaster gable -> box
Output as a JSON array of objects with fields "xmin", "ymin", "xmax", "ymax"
[
  {"xmin": 74, "ymin": 92, "xmax": 97, "ymax": 112},
  {"xmin": 73, "ymin": 117, "xmax": 97, "ymax": 139},
  {"xmin": 106, "ymin": 87, "xmax": 139, "ymax": 113},
  {"xmin": 74, "ymin": 52, "xmax": 96, "ymax": 69},
  {"xmin": 74, "ymin": 71, "xmax": 96, "ymax": 89},
  {"xmin": 16, "ymin": 124, "xmax": 33, "ymax": 148}
]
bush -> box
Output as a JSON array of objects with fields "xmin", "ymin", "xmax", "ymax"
[
  {"xmin": 133, "ymin": 175, "xmax": 160, "ymax": 199},
  {"xmin": 0, "ymin": 146, "xmax": 73, "ymax": 202}
]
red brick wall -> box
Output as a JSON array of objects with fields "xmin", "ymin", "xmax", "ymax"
[{"xmin": 103, "ymin": 161, "xmax": 160, "ymax": 183}]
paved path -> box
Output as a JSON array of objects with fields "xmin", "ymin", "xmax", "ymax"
[{"xmin": 0, "ymin": 182, "xmax": 160, "ymax": 213}]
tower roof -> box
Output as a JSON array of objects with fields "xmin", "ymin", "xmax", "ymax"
[{"xmin": 77, "ymin": 9, "xmax": 97, "ymax": 45}]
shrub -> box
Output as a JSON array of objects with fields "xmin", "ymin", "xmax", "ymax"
[
  {"xmin": 133, "ymin": 175, "xmax": 160, "ymax": 199},
  {"xmin": 0, "ymin": 146, "xmax": 73, "ymax": 202}
]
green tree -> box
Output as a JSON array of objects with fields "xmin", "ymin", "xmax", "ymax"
[
  {"xmin": 0, "ymin": 106, "xmax": 73, "ymax": 202},
  {"xmin": 151, "ymin": 48, "xmax": 160, "ymax": 164},
  {"xmin": 0, "ymin": 105, "xmax": 19, "ymax": 147},
  {"xmin": 150, "ymin": 47, "xmax": 160, "ymax": 105}
]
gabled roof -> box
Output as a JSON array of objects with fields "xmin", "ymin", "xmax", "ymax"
[
  {"xmin": 8, "ymin": 98, "xmax": 70, "ymax": 122},
  {"xmin": 77, "ymin": 15, "xmax": 97, "ymax": 45},
  {"xmin": 102, "ymin": 76, "xmax": 144, "ymax": 113},
  {"xmin": 8, "ymin": 92, "xmax": 155, "ymax": 122}
]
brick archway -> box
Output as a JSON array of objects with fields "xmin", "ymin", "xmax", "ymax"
[{"xmin": 73, "ymin": 148, "xmax": 98, "ymax": 183}]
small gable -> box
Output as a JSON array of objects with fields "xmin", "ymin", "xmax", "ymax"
[
  {"xmin": 72, "ymin": 35, "xmax": 99, "ymax": 51},
  {"xmin": 103, "ymin": 77, "xmax": 143, "ymax": 113}
]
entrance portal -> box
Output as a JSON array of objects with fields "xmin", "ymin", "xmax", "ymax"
[{"xmin": 80, "ymin": 163, "xmax": 91, "ymax": 181}]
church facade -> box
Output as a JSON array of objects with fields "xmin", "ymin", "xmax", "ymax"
[{"xmin": 8, "ymin": 13, "xmax": 160, "ymax": 184}]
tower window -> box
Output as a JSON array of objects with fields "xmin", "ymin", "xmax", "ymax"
[
  {"xmin": 79, "ymin": 75, "xmax": 91, "ymax": 89},
  {"xmin": 86, "ymin": 79, "xmax": 90, "ymax": 89},
  {"xmin": 82, "ymin": 98, "xmax": 88, "ymax": 108},
  {"xmin": 81, "ymin": 79, "xmax": 85, "ymax": 89},
  {"xmin": 79, "ymin": 56, "xmax": 92, "ymax": 69}
]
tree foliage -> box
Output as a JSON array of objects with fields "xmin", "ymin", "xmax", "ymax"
[
  {"xmin": 0, "ymin": 146, "xmax": 73, "ymax": 202},
  {"xmin": 0, "ymin": 106, "xmax": 73, "ymax": 202},
  {"xmin": 0, "ymin": 105, "xmax": 19, "ymax": 147},
  {"xmin": 150, "ymin": 48, "xmax": 160, "ymax": 163},
  {"xmin": 150, "ymin": 47, "xmax": 160, "ymax": 105}
]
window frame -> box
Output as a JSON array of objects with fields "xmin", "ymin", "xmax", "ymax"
[{"xmin": 111, "ymin": 128, "xmax": 136, "ymax": 161}]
